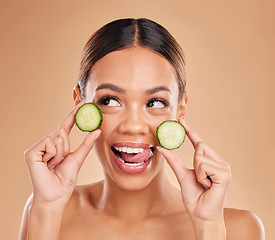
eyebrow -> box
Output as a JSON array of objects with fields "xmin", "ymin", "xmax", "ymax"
[
  {"xmin": 145, "ymin": 86, "xmax": 172, "ymax": 95},
  {"xmin": 95, "ymin": 83, "xmax": 172, "ymax": 95},
  {"xmin": 95, "ymin": 83, "xmax": 126, "ymax": 93}
]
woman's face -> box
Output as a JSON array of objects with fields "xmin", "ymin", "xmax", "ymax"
[{"xmin": 83, "ymin": 46, "xmax": 187, "ymax": 190}]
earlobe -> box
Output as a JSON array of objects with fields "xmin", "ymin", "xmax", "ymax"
[
  {"xmin": 177, "ymin": 91, "xmax": 188, "ymax": 119},
  {"xmin": 73, "ymin": 85, "xmax": 82, "ymax": 106},
  {"xmin": 184, "ymin": 91, "xmax": 188, "ymax": 105}
]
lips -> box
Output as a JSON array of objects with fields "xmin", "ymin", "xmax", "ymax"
[
  {"xmin": 112, "ymin": 142, "xmax": 154, "ymax": 149},
  {"xmin": 110, "ymin": 142, "xmax": 154, "ymax": 174}
]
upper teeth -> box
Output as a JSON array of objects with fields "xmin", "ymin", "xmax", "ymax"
[{"xmin": 114, "ymin": 147, "xmax": 145, "ymax": 154}]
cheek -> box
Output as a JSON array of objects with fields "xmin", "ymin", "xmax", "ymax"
[
  {"xmin": 93, "ymin": 114, "xmax": 120, "ymax": 168},
  {"xmin": 148, "ymin": 106, "xmax": 178, "ymax": 125},
  {"xmin": 93, "ymin": 135, "xmax": 112, "ymax": 177},
  {"xmin": 99, "ymin": 114, "xmax": 120, "ymax": 138},
  {"xmin": 154, "ymin": 152, "xmax": 166, "ymax": 169},
  {"xmin": 93, "ymin": 116, "xmax": 115, "ymax": 156}
]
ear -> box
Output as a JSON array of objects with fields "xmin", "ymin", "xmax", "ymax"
[
  {"xmin": 73, "ymin": 85, "xmax": 82, "ymax": 106},
  {"xmin": 177, "ymin": 91, "xmax": 188, "ymax": 120}
]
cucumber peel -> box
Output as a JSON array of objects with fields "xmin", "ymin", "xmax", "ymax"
[
  {"xmin": 156, "ymin": 120, "xmax": 186, "ymax": 150},
  {"xmin": 75, "ymin": 103, "xmax": 103, "ymax": 132}
]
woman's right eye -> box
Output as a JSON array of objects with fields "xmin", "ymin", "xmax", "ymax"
[{"xmin": 98, "ymin": 96, "xmax": 121, "ymax": 107}]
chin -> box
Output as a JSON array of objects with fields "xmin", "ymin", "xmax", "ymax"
[{"xmin": 106, "ymin": 163, "xmax": 163, "ymax": 192}]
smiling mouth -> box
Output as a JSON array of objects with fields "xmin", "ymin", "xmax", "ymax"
[{"xmin": 111, "ymin": 146, "xmax": 155, "ymax": 165}]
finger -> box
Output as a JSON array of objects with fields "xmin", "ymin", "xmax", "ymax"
[
  {"xmin": 25, "ymin": 137, "xmax": 56, "ymax": 175},
  {"xmin": 41, "ymin": 141, "xmax": 56, "ymax": 163},
  {"xmin": 58, "ymin": 101, "xmax": 85, "ymax": 134},
  {"xmin": 49, "ymin": 101, "xmax": 85, "ymax": 141},
  {"xmin": 195, "ymin": 161, "xmax": 216, "ymax": 189},
  {"xmin": 47, "ymin": 137, "xmax": 65, "ymax": 169},
  {"xmin": 195, "ymin": 141, "xmax": 224, "ymax": 162},
  {"xmin": 194, "ymin": 154, "xmax": 227, "ymax": 188},
  {"xmin": 178, "ymin": 118, "xmax": 205, "ymax": 149},
  {"xmin": 58, "ymin": 127, "xmax": 70, "ymax": 156},
  {"xmin": 156, "ymin": 146, "xmax": 189, "ymax": 184},
  {"xmin": 178, "ymin": 119, "xmax": 224, "ymax": 161},
  {"xmin": 27, "ymin": 136, "xmax": 56, "ymax": 164},
  {"xmin": 64, "ymin": 129, "xmax": 101, "ymax": 172},
  {"xmin": 194, "ymin": 141, "xmax": 205, "ymax": 156},
  {"xmin": 195, "ymin": 159, "xmax": 231, "ymax": 189},
  {"xmin": 194, "ymin": 153, "xmax": 226, "ymax": 172}
]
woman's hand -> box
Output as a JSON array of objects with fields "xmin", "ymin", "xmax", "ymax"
[
  {"xmin": 24, "ymin": 101, "xmax": 101, "ymax": 206},
  {"xmin": 157, "ymin": 118, "xmax": 231, "ymax": 237}
]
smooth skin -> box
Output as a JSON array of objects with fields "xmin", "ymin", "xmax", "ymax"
[{"xmin": 19, "ymin": 47, "xmax": 264, "ymax": 240}]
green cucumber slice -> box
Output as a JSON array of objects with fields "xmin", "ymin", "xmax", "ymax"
[
  {"xmin": 75, "ymin": 103, "xmax": 103, "ymax": 132},
  {"xmin": 156, "ymin": 120, "xmax": 186, "ymax": 150}
]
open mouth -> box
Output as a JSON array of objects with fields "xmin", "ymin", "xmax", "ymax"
[{"xmin": 111, "ymin": 146, "xmax": 154, "ymax": 166}]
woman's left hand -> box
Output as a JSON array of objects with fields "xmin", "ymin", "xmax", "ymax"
[{"xmin": 157, "ymin": 118, "xmax": 231, "ymax": 226}]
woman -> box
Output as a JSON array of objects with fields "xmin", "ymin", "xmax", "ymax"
[{"xmin": 19, "ymin": 18, "xmax": 264, "ymax": 239}]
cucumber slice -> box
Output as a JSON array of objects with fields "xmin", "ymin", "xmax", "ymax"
[
  {"xmin": 156, "ymin": 120, "xmax": 186, "ymax": 150},
  {"xmin": 75, "ymin": 103, "xmax": 103, "ymax": 132}
]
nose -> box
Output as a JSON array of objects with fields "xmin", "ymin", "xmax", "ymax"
[{"xmin": 118, "ymin": 106, "xmax": 150, "ymax": 136}]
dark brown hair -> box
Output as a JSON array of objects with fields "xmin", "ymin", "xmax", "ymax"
[{"xmin": 77, "ymin": 18, "xmax": 186, "ymax": 103}]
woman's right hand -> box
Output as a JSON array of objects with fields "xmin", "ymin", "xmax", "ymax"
[{"xmin": 24, "ymin": 101, "xmax": 101, "ymax": 206}]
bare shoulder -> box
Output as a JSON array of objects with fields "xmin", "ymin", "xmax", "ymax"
[
  {"xmin": 224, "ymin": 208, "xmax": 265, "ymax": 240},
  {"xmin": 62, "ymin": 180, "xmax": 104, "ymax": 220}
]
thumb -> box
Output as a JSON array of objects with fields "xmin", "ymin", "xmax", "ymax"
[
  {"xmin": 69, "ymin": 129, "xmax": 101, "ymax": 172},
  {"xmin": 157, "ymin": 146, "xmax": 189, "ymax": 185}
]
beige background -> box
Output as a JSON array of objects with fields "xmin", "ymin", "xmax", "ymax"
[{"xmin": 1, "ymin": 0, "xmax": 274, "ymax": 239}]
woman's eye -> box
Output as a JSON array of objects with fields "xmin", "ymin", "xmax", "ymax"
[
  {"xmin": 147, "ymin": 99, "xmax": 168, "ymax": 109},
  {"xmin": 98, "ymin": 97, "xmax": 121, "ymax": 107}
]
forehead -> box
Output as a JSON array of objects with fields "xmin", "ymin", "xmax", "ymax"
[{"xmin": 87, "ymin": 46, "xmax": 178, "ymax": 94}]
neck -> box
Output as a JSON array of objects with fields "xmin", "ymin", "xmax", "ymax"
[{"xmin": 98, "ymin": 167, "xmax": 181, "ymax": 221}]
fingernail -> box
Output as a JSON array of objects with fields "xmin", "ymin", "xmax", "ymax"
[
  {"xmin": 95, "ymin": 130, "xmax": 101, "ymax": 140},
  {"xmin": 178, "ymin": 116, "xmax": 184, "ymax": 122},
  {"xmin": 201, "ymin": 183, "xmax": 210, "ymax": 190},
  {"xmin": 156, "ymin": 146, "xmax": 162, "ymax": 152},
  {"xmin": 49, "ymin": 165, "xmax": 55, "ymax": 170}
]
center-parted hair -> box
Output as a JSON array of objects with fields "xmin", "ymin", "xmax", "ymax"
[{"xmin": 77, "ymin": 18, "xmax": 186, "ymax": 103}]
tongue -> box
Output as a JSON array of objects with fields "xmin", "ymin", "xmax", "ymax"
[{"xmin": 121, "ymin": 148, "xmax": 152, "ymax": 163}]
